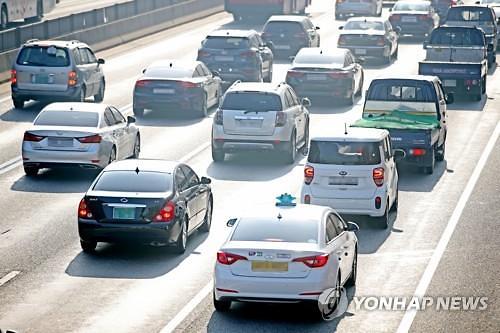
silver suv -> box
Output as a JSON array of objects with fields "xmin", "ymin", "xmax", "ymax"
[
  {"xmin": 11, "ymin": 39, "xmax": 106, "ymax": 109},
  {"xmin": 211, "ymin": 81, "xmax": 310, "ymax": 163}
]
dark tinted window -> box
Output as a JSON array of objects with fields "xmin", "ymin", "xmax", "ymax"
[
  {"xmin": 34, "ymin": 111, "xmax": 99, "ymax": 127},
  {"xmin": 181, "ymin": 165, "xmax": 199, "ymax": 188},
  {"xmin": 221, "ymin": 92, "xmax": 282, "ymax": 111},
  {"xmin": 109, "ymin": 107, "xmax": 125, "ymax": 124},
  {"xmin": 231, "ymin": 218, "xmax": 318, "ymax": 243},
  {"xmin": 430, "ymin": 28, "xmax": 484, "ymax": 46},
  {"xmin": 264, "ymin": 22, "xmax": 304, "ymax": 34},
  {"xmin": 447, "ymin": 7, "xmax": 494, "ymax": 21},
  {"xmin": 367, "ymin": 80, "xmax": 436, "ymax": 102},
  {"xmin": 175, "ymin": 168, "xmax": 188, "ymax": 191},
  {"xmin": 93, "ymin": 171, "xmax": 172, "ymax": 192},
  {"xmin": 308, "ymin": 140, "xmax": 381, "ymax": 165},
  {"xmin": 17, "ymin": 46, "xmax": 70, "ymax": 67},
  {"xmin": 202, "ymin": 36, "xmax": 250, "ymax": 49},
  {"xmin": 325, "ymin": 217, "xmax": 338, "ymax": 243}
]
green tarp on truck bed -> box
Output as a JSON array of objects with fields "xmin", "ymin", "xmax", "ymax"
[{"xmin": 353, "ymin": 111, "xmax": 440, "ymax": 130}]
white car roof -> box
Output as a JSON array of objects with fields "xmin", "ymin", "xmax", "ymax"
[
  {"xmin": 236, "ymin": 203, "xmax": 331, "ymax": 222},
  {"xmin": 311, "ymin": 127, "xmax": 389, "ymax": 142},
  {"xmin": 41, "ymin": 102, "xmax": 109, "ymax": 113}
]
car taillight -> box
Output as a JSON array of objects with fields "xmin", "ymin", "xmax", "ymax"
[
  {"xmin": 328, "ymin": 71, "xmax": 351, "ymax": 78},
  {"xmin": 338, "ymin": 36, "xmax": 347, "ymax": 46},
  {"xmin": 450, "ymin": 0, "xmax": 457, "ymax": 5},
  {"xmin": 198, "ymin": 50, "xmax": 211, "ymax": 58},
  {"xmin": 78, "ymin": 198, "xmax": 93, "ymax": 219},
  {"xmin": 373, "ymin": 167, "xmax": 385, "ymax": 187},
  {"xmin": 465, "ymin": 79, "xmax": 478, "ymax": 86},
  {"xmin": 240, "ymin": 51, "xmax": 255, "ymax": 58},
  {"xmin": 77, "ymin": 134, "xmax": 102, "ymax": 144},
  {"xmin": 179, "ymin": 81, "xmax": 198, "ymax": 89},
  {"xmin": 418, "ymin": 14, "xmax": 431, "ymax": 20},
  {"xmin": 304, "ymin": 194, "xmax": 311, "ymax": 204},
  {"xmin": 304, "ymin": 165, "xmax": 314, "ymax": 185},
  {"xmin": 391, "ymin": 14, "xmax": 401, "ymax": 21},
  {"xmin": 217, "ymin": 251, "xmax": 247, "ymax": 265},
  {"xmin": 154, "ymin": 201, "xmax": 175, "ymax": 222},
  {"xmin": 214, "ymin": 110, "xmax": 223, "ymax": 125},
  {"xmin": 68, "ymin": 71, "xmax": 77, "ymax": 86},
  {"xmin": 10, "ymin": 69, "xmax": 17, "ymax": 85},
  {"xmin": 286, "ymin": 70, "xmax": 305, "ymax": 79},
  {"xmin": 376, "ymin": 37, "xmax": 385, "ymax": 46},
  {"xmin": 135, "ymin": 80, "xmax": 151, "ymax": 88},
  {"xmin": 409, "ymin": 148, "xmax": 426, "ymax": 156},
  {"xmin": 275, "ymin": 111, "xmax": 287, "ymax": 127},
  {"xmin": 23, "ymin": 132, "xmax": 45, "ymax": 142},
  {"xmin": 293, "ymin": 254, "xmax": 329, "ymax": 268},
  {"xmin": 294, "ymin": 32, "xmax": 307, "ymax": 38}
]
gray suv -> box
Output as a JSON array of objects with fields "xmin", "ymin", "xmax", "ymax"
[{"xmin": 11, "ymin": 40, "xmax": 106, "ymax": 109}]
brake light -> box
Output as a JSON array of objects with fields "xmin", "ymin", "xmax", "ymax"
[
  {"xmin": 328, "ymin": 71, "xmax": 351, "ymax": 78},
  {"xmin": 338, "ymin": 36, "xmax": 347, "ymax": 46},
  {"xmin": 450, "ymin": 0, "xmax": 457, "ymax": 5},
  {"xmin": 275, "ymin": 111, "xmax": 287, "ymax": 127},
  {"xmin": 154, "ymin": 201, "xmax": 175, "ymax": 222},
  {"xmin": 418, "ymin": 14, "xmax": 431, "ymax": 20},
  {"xmin": 23, "ymin": 132, "xmax": 45, "ymax": 142},
  {"xmin": 409, "ymin": 148, "xmax": 426, "ymax": 156},
  {"xmin": 77, "ymin": 134, "xmax": 102, "ymax": 144},
  {"xmin": 304, "ymin": 165, "xmax": 314, "ymax": 185},
  {"xmin": 293, "ymin": 254, "xmax": 329, "ymax": 268},
  {"xmin": 240, "ymin": 51, "xmax": 255, "ymax": 58},
  {"xmin": 304, "ymin": 194, "xmax": 311, "ymax": 204},
  {"xmin": 391, "ymin": 14, "xmax": 401, "ymax": 21},
  {"xmin": 179, "ymin": 81, "xmax": 198, "ymax": 89},
  {"xmin": 465, "ymin": 79, "xmax": 478, "ymax": 86},
  {"xmin": 135, "ymin": 80, "xmax": 151, "ymax": 88},
  {"xmin": 217, "ymin": 251, "xmax": 247, "ymax": 265},
  {"xmin": 78, "ymin": 198, "xmax": 93, "ymax": 219},
  {"xmin": 10, "ymin": 69, "xmax": 17, "ymax": 85},
  {"xmin": 375, "ymin": 196, "xmax": 382, "ymax": 209},
  {"xmin": 68, "ymin": 71, "xmax": 77, "ymax": 86},
  {"xmin": 214, "ymin": 110, "xmax": 223, "ymax": 125},
  {"xmin": 376, "ymin": 37, "xmax": 385, "ymax": 46},
  {"xmin": 198, "ymin": 50, "xmax": 211, "ymax": 58},
  {"xmin": 373, "ymin": 167, "xmax": 385, "ymax": 187},
  {"xmin": 286, "ymin": 70, "xmax": 305, "ymax": 78}
]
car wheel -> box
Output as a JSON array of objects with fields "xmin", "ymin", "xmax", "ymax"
[
  {"xmin": 131, "ymin": 135, "xmax": 140, "ymax": 159},
  {"xmin": 265, "ymin": 66, "xmax": 273, "ymax": 83},
  {"xmin": 345, "ymin": 249, "xmax": 357, "ymax": 287},
  {"xmin": 24, "ymin": 165, "xmax": 39, "ymax": 177},
  {"xmin": 393, "ymin": 45, "xmax": 399, "ymax": 60},
  {"xmin": 199, "ymin": 197, "xmax": 213, "ymax": 233},
  {"xmin": 13, "ymin": 98, "xmax": 25, "ymax": 109},
  {"xmin": 0, "ymin": 5, "xmax": 8, "ymax": 30},
  {"xmin": 108, "ymin": 147, "xmax": 116, "ymax": 166},
  {"xmin": 94, "ymin": 80, "xmax": 105, "ymax": 102},
  {"xmin": 375, "ymin": 203, "xmax": 389, "ymax": 229},
  {"xmin": 302, "ymin": 124, "xmax": 310, "ymax": 152},
  {"xmin": 80, "ymin": 239, "xmax": 97, "ymax": 253},
  {"xmin": 196, "ymin": 95, "xmax": 208, "ymax": 118},
  {"xmin": 422, "ymin": 148, "xmax": 435, "ymax": 174},
  {"xmin": 213, "ymin": 291, "xmax": 231, "ymax": 312},
  {"xmin": 133, "ymin": 107, "xmax": 144, "ymax": 118},
  {"xmin": 436, "ymin": 142, "xmax": 445, "ymax": 162},
  {"xmin": 315, "ymin": 274, "xmax": 341, "ymax": 319},
  {"xmin": 390, "ymin": 188, "xmax": 398, "ymax": 212},
  {"xmin": 212, "ymin": 145, "xmax": 225, "ymax": 162},
  {"xmin": 355, "ymin": 74, "xmax": 363, "ymax": 97},
  {"xmin": 78, "ymin": 86, "xmax": 86, "ymax": 102},
  {"xmin": 173, "ymin": 216, "xmax": 188, "ymax": 254},
  {"xmin": 285, "ymin": 133, "xmax": 297, "ymax": 164}
]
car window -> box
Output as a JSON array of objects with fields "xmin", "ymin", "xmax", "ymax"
[
  {"xmin": 221, "ymin": 92, "xmax": 283, "ymax": 111},
  {"xmin": 447, "ymin": 7, "xmax": 494, "ymax": 22},
  {"xmin": 304, "ymin": 19, "xmax": 314, "ymax": 30},
  {"xmin": 249, "ymin": 35, "xmax": 260, "ymax": 48},
  {"xmin": 145, "ymin": 66, "xmax": 192, "ymax": 78},
  {"xmin": 325, "ymin": 216, "xmax": 338, "ymax": 243},
  {"xmin": 308, "ymin": 140, "xmax": 382, "ymax": 165},
  {"xmin": 34, "ymin": 111, "xmax": 99, "ymax": 127},
  {"xmin": 103, "ymin": 110, "xmax": 116, "ymax": 126},
  {"xmin": 284, "ymin": 90, "xmax": 294, "ymax": 109},
  {"xmin": 72, "ymin": 49, "xmax": 82, "ymax": 65},
  {"xmin": 386, "ymin": 137, "xmax": 393, "ymax": 156},
  {"xmin": 430, "ymin": 28, "xmax": 485, "ymax": 46},
  {"xmin": 382, "ymin": 139, "xmax": 391, "ymax": 160},
  {"xmin": 93, "ymin": 171, "xmax": 172, "ymax": 192},
  {"xmin": 17, "ymin": 46, "xmax": 70, "ymax": 67},
  {"xmin": 344, "ymin": 53, "xmax": 352, "ymax": 67},
  {"xmin": 231, "ymin": 218, "xmax": 319, "ymax": 243},
  {"xmin": 288, "ymin": 88, "xmax": 301, "ymax": 105},
  {"xmin": 84, "ymin": 48, "xmax": 97, "ymax": 63},
  {"xmin": 202, "ymin": 36, "xmax": 250, "ymax": 49},
  {"xmin": 330, "ymin": 214, "xmax": 346, "ymax": 235},
  {"xmin": 393, "ymin": 1, "xmax": 430, "ymax": 11},
  {"xmin": 175, "ymin": 167, "xmax": 188, "ymax": 191},
  {"xmin": 200, "ymin": 63, "xmax": 212, "ymax": 76},
  {"xmin": 385, "ymin": 21, "xmax": 393, "ymax": 32},
  {"xmin": 180, "ymin": 165, "xmax": 199, "ymax": 189},
  {"xmin": 78, "ymin": 48, "xmax": 90, "ymax": 64},
  {"xmin": 109, "ymin": 107, "xmax": 126, "ymax": 124},
  {"xmin": 434, "ymin": 82, "xmax": 445, "ymax": 101},
  {"xmin": 367, "ymin": 80, "xmax": 436, "ymax": 102},
  {"xmin": 255, "ymin": 34, "xmax": 265, "ymax": 47},
  {"xmin": 194, "ymin": 66, "xmax": 204, "ymax": 78}
]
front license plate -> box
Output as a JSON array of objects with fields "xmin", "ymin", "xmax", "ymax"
[
  {"xmin": 113, "ymin": 207, "xmax": 135, "ymax": 220},
  {"xmin": 215, "ymin": 56, "xmax": 234, "ymax": 62},
  {"xmin": 274, "ymin": 45, "xmax": 291, "ymax": 50},
  {"xmin": 443, "ymin": 80, "xmax": 457, "ymax": 87},
  {"xmin": 355, "ymin": 48, "xmax": 367, "ymax": 55},
  {"xmin": 153, "ymin": 88, "xmax": 175, "ymax": 94},
  {"xmin": 251, "ymin": 261, "xmax": 288, "ymax": 272}
]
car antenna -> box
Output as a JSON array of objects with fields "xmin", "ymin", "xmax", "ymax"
[
  {"xmin": 170, "ymin": 62, "xmax": 173, "ymax": 68},
  {"xmin": 320, "ymin": 49, "xmax": 323, "ymax": 54},
  {"xmin": 344, "ymin": 123, "xmax": 348, "ymax": 135},
  {"xmin": 135, "ymin": 167, "xmax": 140, "ymax": 174},
  {"xmin": 277, "ymin": 213, "xmax": 282, "ymax": 220}
]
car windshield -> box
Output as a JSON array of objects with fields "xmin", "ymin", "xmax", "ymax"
[
  {"xmin": 447, "ymin": 8, "xmax": 494, "ymax": 21},
  {"xmin": 145, "ymin": 67, "xmax": 193, "ymax": 78},
  {"xmin": 17, "ymin": 46, "xmax": 70, "ymax": 67},
  {"xmin": 308, "ymin": 140, "xmax": 381, "ymax": 165},
  {"xmin": 393, "ymin": 2, "xmax": 430, "ymax": 11},
  {"xmin": 367, "ymin": 80, "xmax": 436, "ymax": 102},
  {"xmin": 93, "ymin": 171, "xmax": 172, "ymax": 192},
  {"xmin": 34, "ymin": 111, "xmax": 99, "ymax": 127},
  {"xmin": 264, "ymin": 21, "xmax": 304, "ymax": 34},
  {"xmin": 231, "ymin": 218, "xmax": 318, "ymax": 243},
  {"xmin": 430, "ymin": 29, "xmax": 485, "ymax": 46},
  {"xmin": 345, "ymin": 21, "xmax": 384, "ymax": 31},
  {"xmin": 221, "ymin": 92, "xmax": 282, "ymax": 111},
  {"xmin": 202, "ymin": 36, "xmax": 250, "ymax": 49}
]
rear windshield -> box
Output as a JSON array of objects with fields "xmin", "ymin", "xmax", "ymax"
[
  {"xmin": 264, "ymin": 21, "xmax": 304, "ymax": 34},
  {"xmin": 17, "ymin": 46, "xmax": 70, "ymax": 67},
  {"xmin": 447, "ymin": 8, "xmax": 494, "ymax": 21},
  {"xmin": 393, "ymin": 2, "xmax": 430, "ymax": 11},
  {"xmin": 34, "ymin": 111, "xmax": 99, "ymax": 127},
  {"xmin": 344, "ymin": 21, "xmax": 384, "ymax": 31},
  {"xmin": 202, "ymin": 36, "xmax": 250, "ymax": 49},
  {"xmin": 294, "ymin": 53, "xmax": 344, "ymax": 66},
  {"xmin": 144, "ymin": 67, "xmax": 193, "ymax": 78},
  {"xmin": 231, "ymin": 219, "xmax": 318, "ymax": 243},
  {"xmin": 430, "ymin": 28, "xmax": 485, "ymax": 46},
  {"xmin": 221, "ymin": 92, "xmax": 282, "ymax": 111},
  {"xmin": 308, "ymin": 140, "xmax": 381, "ymax": 165},
  {"xmin": 93, "ymin": 171, "xmax": 172, "ymax": 193},
  {"xmin": 367, "ymin": 80, "xmax": 436, "ymax": 102}
]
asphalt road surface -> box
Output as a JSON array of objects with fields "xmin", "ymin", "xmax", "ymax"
[{"xmin": 0, "ymin": 1, "xmax": 498, "ymax": 332}]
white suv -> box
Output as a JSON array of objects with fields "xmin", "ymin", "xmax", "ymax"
[
  {"xmin": 300, "ymin": 127, "xmax": 400, "ymax": 229},
  {"xmin": 211, "ymin": 81, "xmax": 310, "ymax": 163}
]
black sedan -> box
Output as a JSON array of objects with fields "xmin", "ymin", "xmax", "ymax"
[
  {"xmin": 133, "ymin": 60, "xmax": 222, "ymax": 118},
  {"xmin": 78, "ymin": 159, "xmax": 213, "ymax": 254}
]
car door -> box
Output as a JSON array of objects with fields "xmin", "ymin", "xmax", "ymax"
[
  {"xmin": 333, "ymin": 213, "xmax": 357, "ymax": 279},
  {"xmin": 84, "ymin": 48, "xmax": 101, "ymax": 96},
  {"xmin": 287, "ymin": 87, "xmax": 306, "ymax": 142},
  {"xmin": 345, "ymin": 52, "xmax": 361, "ymax": 93},
  {"xmin": 382, "ymin": 137, "xmax": 397, "ymax": 202},
  {"xmin": 434, "ymin": 81, "xmax": 448, "ymax": 146},
  {"xmin": 181, "ymin": 165, "xmax": 209, "ymax": 228},
  {"xmin": 174, "ymin": 167, "xmax": 199, "ymax": 232},
  {"xmin": 104, "ymin": 108, "xmax": 126, "ymax": 159},
  {"xmin": 110, "ymin": 106, "xmax": 134, "ymax": 157},
  {"xmin": 76, "ymin": 48, "xmax": 93, "ymax": 97},
  {"xmin": 324, "ymin": 214, "xmax": 351, "ymax": 284},
  {"xmin": 284, "ymin": 88, "xmax": 301, "ymax": 141},
  {"xmin": 385, "ymin": 20, "xmax": 397, "ymax": 55},
  {"xmin": 196, "ymin": 64, "xmax": 215, "ymax": 107},
  {"xmin": 305, "ymin": 19, "xmax": 320, "ymax": 46}
]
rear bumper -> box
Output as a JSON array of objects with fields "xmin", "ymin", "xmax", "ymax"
[
  {"xmin": 133, "ymin": 92, "xmax": 202, "ymax": 111},
  {"xmin": 22, "ymin": 145, "xmax": 108, "ymax": 169},
  {"xmin": 340, "ymin": 45, "xmax": 389, "ymax": 59},
  {"xmin": 12, "ymin": 85, "xmax": 83, "ymax": 101},
  {"xmin": 289, "ymin": 84, "xmax": 353, "ymax": 99},
  {"xmin": 391, "ymin": 22, "xmax": 433, "ymax": 36},
  {"xmin": 212, "ymin": 138, "xmax": 290, "ymax": 153}
]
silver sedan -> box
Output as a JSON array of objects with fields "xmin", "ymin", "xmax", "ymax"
[{"xmin": 22, "ymin": 102, "xmax": 140, "ymax": 176}]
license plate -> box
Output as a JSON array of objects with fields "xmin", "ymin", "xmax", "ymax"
[
  {"xmin": 402, "ymin": 16, "xmax": 417, "ymax": 22},
  {"xmin": 112, "ymin": 207, "xmax": 135, "ymax": 220},
  {"xmin": 237, "ymin": 119, "xmax": 262, "ymax": 127},
  {"xmin": 215, "ymin": 56, "xmax": 234, "ymax": 62},
  {"xmin": 251, "ymin": 261, "xmax": 288, "ymax": 272},
  {"xmin": 329, "ymin": 177, "xmax": 359, "ymax": 186},
  {"xmin": 355, "ymin": 48, "xmax": 367, "ymax": 55},
  {"xmin": 153, "ymin": 88, "xmax": 175, "ymax": 94},
  {"xmin": 32, "ymin": 74, "xmax": 54, "ymax": 84},
  {"xmin": 443, "ymin": 80, "xmax": 457, "ymax": 87},
  {"xmin": 274, "ymin": 45, "xmax": 291, "ymax": 50},
  {"xmin": 307, "ymin": 74, "xmax": 327, "ymax": 81},
  {"xmin": 48, "ymin": 137, "xmax": 73, "ymax": 147}
]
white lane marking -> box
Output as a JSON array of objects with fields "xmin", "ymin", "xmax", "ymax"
[
  {"xmin": 0, "ymin": 271, "xmax": 21, "ymax": 287},
  {"xmin": 396, "ymin": 120, "xmax": 500, "ymax": 333},
  {"xmin": 159, "ymin": 281, "xmax": 213, "ymax": 333},
  {"xmin": 0, "ymin": 156, "xmax": 22, "ymax": 175},
  {"xmin": 179, "ymin": 142, "xmax": 211, "ymax": 163}
]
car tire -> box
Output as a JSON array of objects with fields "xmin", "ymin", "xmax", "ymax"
[
  {"xmin": 265, "ymin": 66, "xmax": 273, "ymax": 83},
  {"xmin": 199, "ymin": 197, "xmax": 212, "ymax": 233},
  {"xmin": 80, "ymin": 239, "xmax": 97, "ymax": 253},
  {"xmin": 133, "ymin": 107, "xmax": 144, "ymax": 118},
  {"xmin": 213, "ymin": 291, "xmax": 231, "ymax": 312},
  {"xmin": 345, "ymin": 249, "xmax": 357, "ymax": 287},
  {"xmin": 1, "ymin": 5, "xmax": 8, "ymax": 30},
  {"xmin": 393, "ymin": 45, "xmax": 399, "ymax": 60},
  {"xmin": 436, "ymin": 142, "xmax": 445, "ymax": 162},
  {"xmin": 285, "ymin": 133, "xmax": 297, "ymax": 164},
  {"xmin": 421, "ymin": 148, "xmax": 435, "ymax": 174},
  {"xmin": 196, "ymin": 95, "xmax": 208, "ymax": 118},
  {"xmin": 375, "ymin": 203, "xmax": 389, "ymax": 229},
  {"xmin": 108, "ymin": 147, "xmax": 116, "ymax": 166},
  {"xmin": 390, "ymin": 188, "xmax": 398, "ymax": 212},
  {"xmin": 212, "ymin": 145, "xmax": 225, "ymax": 162},
  {"xmin": 24, "ymin": 165, "xmax": 39, "ymax": 177},
  {"xmin": 13, "ymin": 98, "xmax": 25, "ymax": 109},
  {"xmin": 131, "ymin": 135, "xmax": 140, "ymax": 159},
  {"xmin": 355, "ymin": 74, "xmax": 363, "ymax": 97},
  {"xmin": 173, "ymin": 216, "xmax": 188, "ymax": 254},
  {"xmin": 94, "ymin": 80, "xmax": 105, "ymax": 102},
  {"xmin": 313, "ymin": 274, "xmax": 341, "ymax": 320},
  {"xmin": 78, "ymin": 86, "xmax": 86, "ymax": 102},
  {"xmin": 302, "ymin": 123, "xmax": 310, "ymax": 151}
]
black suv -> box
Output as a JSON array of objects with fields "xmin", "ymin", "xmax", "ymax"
[{"xmin": 197, "ymin": 29, "xmax": 274, "ymax": 87}]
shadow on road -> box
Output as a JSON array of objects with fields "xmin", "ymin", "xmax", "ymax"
[
  {"xmin": 0, "ymin": 101, "xmax": 47, "ymax": 123},
  {"xmin": 11, "ymin": 168, "xmax": 99, "ymax": 193},
  {"xmin": 397, "ymin": 160, "xmax": 448, "ymax": 193},
  {"xmin": 135, "ymin": 107, "xmax": 212, "ymax": 127}
]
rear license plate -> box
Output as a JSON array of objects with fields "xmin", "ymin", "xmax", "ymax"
[
  {"xmin": 251, "ymin": 261, "xmax": 288, "ymax": 272},
  {"xmin": 153, "ymin": 88, "xmax": 175, "ymax": 94},
  {"xmin": 307, "ymin": 74, "xmax": 327, "ymax": 81},
  {"xmin": 443, "ymin": 80, "xmax": 457, "ymax": 87},
  {"xmin": 237, "ymin": 119, "xmax": 262, "ymax": 127},
  {"xmin": 274, "ymin": 45, "xmax": 291, "ymax": 50},
  {"xmin": 112, "ymin": 207, "xmax": 135, "ymax": 220},
  {"xmin": 48, "ymin": 137, "xmax": 73, "ymax": 147},
  {"xmin": 32, "ymin": 74, "xmax": 54, "ymax": 84},
  {"xmin": 402, "ymin": 16, "xmax": 417, "ymax": 22},
  {"xmin": 215, "ymin": 56, "xmax": 234, "ymax": 62},
  {"xmin": 355, "ymin": 48, "xmax": 367, "ymax": 55},
  {"xmin": 329, "ymin": 176, "xmax": 359, "ymax": 186}
]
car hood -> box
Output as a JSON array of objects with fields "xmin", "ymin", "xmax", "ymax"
[{"xmin": 340, "ymin": 29, "xmax": 386, "ymax": 36}]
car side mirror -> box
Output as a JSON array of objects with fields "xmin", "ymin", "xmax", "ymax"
[
  {"xmin": 301, "ymin": 97, "xmax": 311, "ymax": 107},
  {"xmin": 339, "ymin": 26, "xmax": 344, "ymax": 30},
  {"xmin": 142, "ymin": 68, "xmax": 146, "ymax": 74},
  {"xmin": 446, "ymin": 93, "xmax": 454, "ymax": 104},
  {"xmin": 227, "ymin": 218, "xmax": 237, "ymax": 227},
  {"xmin": 356, "ymin": 57, "xmax": 365, "ymax": 64},
  {"xmin": 200, "ymin": 176, "xmax": 211, "ymax": 185},
  {"xmin": 393, "ymin": 149, "xmax": 406, "ymax": 161},
  {"xmin": 127, "ymin": 116, "xmax": 136, "ymax": 124},
  {"xmin": 97, "ymin": 58, "xmax": 105, "ymax": 65},
  {"xmin": 212, "ymin": 70, "xmax": 220, "ymax": 77},
  {"xmin": 487, "ymin": 44, "xmax": 494, "ymax": 52},
  {"xmin": 265, "ymin": 41, "xmax": 274, "ymax": 50},
  {"xmin": 315, "ymin": 26, "xmax": 321, "ymax": 30},
  {"xmin": 346, "ymin": 222, "xmax": 359, "ymax": 232},
  {"xmin": 394, "ymin": 26, "xmax": 402, "ymax": 34}
]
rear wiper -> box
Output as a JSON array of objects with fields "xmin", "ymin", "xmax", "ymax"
[{"xmin": 243, "ymin": 110, "xmax": 268, "ymax": 114}]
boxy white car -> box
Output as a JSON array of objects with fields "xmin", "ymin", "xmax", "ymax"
[{"xmin": 300, "ymin": 128, "xmax": 401, "ymax": 228}]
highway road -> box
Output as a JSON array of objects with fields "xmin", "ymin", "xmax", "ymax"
[
  {"xmin": 0, "ymin": 0, "xmax": 499, "ymax": 332},
  {"xmin": 45, "ymin": 0, "xmax": 133, "ymax": 20}
]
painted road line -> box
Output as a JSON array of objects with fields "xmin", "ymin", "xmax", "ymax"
[
  {"xmin": 0, "ymin": 156, "xmax": 22, "ymax": 175},
  {"xmin": 0, "ymin": 271, "xmax": 21, "ymax": 288},
  {"xmin": 396, "ymin": 120, "xmax": 500, "ymax": 333},
  {"xmin": 159, "ymin": 281, "xmax": 213, "ymax": 333}
]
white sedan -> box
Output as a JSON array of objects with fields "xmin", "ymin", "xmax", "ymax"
[{"xmin": 213, "ymin": 195, "xmax": 359, "ymax": 317}]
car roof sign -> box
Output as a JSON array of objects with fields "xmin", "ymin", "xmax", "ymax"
[{"xmin": 276, "ymin": 193, "xmax": 296, "ymax": 207}]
